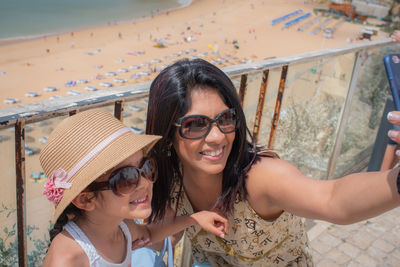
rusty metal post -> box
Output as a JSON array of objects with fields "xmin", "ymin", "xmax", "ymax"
[
  {"xmin": 268, "ymin": 65, "xmax": 288, "ymax": 148},
  {"xmin": 114, "ymin": 100, "xmax": 124, "ymax": 121},
  {"xmin": 15, "ymin": 120, "xmax": 27, "ymax": 267},
  {"xmin": 238, "ymin": 74, "xmax": 248, "ymax": 107},
  {"xmin": 252, "ymin": 70, "xmax": 269, "ymax": 140}
]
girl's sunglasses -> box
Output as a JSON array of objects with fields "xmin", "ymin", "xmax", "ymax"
[
  {"xmin": 174, "ymin": 108, "xmax": 237, "ymax": 139},
  {"xmin": 88, "ymin": 158, "xmax": 157, "ymax": 195}
]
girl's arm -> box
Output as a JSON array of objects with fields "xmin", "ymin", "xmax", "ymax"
[
  {"xmin": 146, "ymin": 210, "xmax": 228, "ymax": 244},
  {"xmin": 247, "ymin": 157, "xmax": 400, "ymax": 224},
  {"xmin": 128, "ymin": 210, "xmax": 228, "ymax": 250}
]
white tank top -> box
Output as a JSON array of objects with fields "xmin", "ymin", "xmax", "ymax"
[{"xmin": 64, "ymin": 220, "xmax": 132, "ymax": 267}]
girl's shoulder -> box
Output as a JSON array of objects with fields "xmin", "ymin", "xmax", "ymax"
[{"xmin": 43, "ymin": 230, "xmax": 89, "ymax": 267}]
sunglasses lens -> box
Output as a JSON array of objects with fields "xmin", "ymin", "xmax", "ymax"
[
  {"xmin": 109, "ymin": 159, "xmax": 157, "ymax": 195},
  {"xmin": 181, "ymin": 116, "xmax": 209, "ymax": 139},
  {"xmin": 218, "ymin": 110, "xmax": 236, "ymax": 133},
  {"xmin": 112, "ymin": 167, "xmax": 140, "ymax": 195},
  {"xmin": 140, "ymin": 159, "xmax": 157, "ymax": 182}
]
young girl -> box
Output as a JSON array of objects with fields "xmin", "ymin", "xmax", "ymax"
[{"xmin": 40, "ymin": 109, "xmax": 228, "ymax": 267}]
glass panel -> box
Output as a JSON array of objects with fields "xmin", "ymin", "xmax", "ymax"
[
  {"xmin": 0, "ymin": 126, "xmax": 17, "ymax": 266},
  {"xmin": 333, "ymin": 44, "xmax": 400, "ymax": 178},
  {"xmin": 124, "ymin": 97, "xmax": 149, "ymax": 133},
  {"xmin": 25, "ymin": 116, "xmax": 67, "ymax": 266},
  {"xmin": 231, "ymin": 76, "xmax": 242, "ymax": 95},
  {"xmin": 273, "ymin": 53, "xmax": 356, "ymax": 179}
]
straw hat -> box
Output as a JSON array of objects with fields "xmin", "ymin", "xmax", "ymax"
[{"xmin": 39, "ymin": 109, "xmax": 161, "ymax": 223}]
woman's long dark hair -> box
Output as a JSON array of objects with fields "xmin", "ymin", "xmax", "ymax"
[{"xmin": 146, "ymin": 58, "xmax": 257, "ymax": 222}]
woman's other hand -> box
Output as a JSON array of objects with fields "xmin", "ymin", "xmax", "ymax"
[
  {"xmin": 387, "ymin": 111, "xmax": 400, "ymax": 159},
  {"xmin": 391, "ymin": 30, "xmax": 400, "ymax": 42}
]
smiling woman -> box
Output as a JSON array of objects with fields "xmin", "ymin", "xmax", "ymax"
[{"xmin": 145, "ymin": 58, "xmax": 400, "ymax": 266}]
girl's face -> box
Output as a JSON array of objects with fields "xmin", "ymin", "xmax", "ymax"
[
  {"xmin": 94, "ymin": 150, "xmax": 153, "ymax": 220},
  {"xmin": 173, "ymin": 87, "xmax": 235, "ymax": 177}
]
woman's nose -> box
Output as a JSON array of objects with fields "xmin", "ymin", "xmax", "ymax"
[{"xmin": 204, "ymin": 123, "xmax": 225, "ymax": 142}]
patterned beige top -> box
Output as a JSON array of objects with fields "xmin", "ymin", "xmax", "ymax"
[{"xmin": 171, "ymin": 188, "xmax": 314, "ymax": 267}]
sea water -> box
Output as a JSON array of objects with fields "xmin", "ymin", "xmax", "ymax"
[{"xmin": 0, "ymin": 0, "xmax": 191, "ymax": 40}]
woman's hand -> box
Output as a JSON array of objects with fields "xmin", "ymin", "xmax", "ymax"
[
  {"xmin": 388, "ymin": 111, "xmax": 400, "ymax": 144},
  {"xmin": 391, "ymin": 30, "xmax": 400, "ymax": 42},
  {"xmin": 190, "ymin": 211, "xmax": 229, "ymax": 238}
]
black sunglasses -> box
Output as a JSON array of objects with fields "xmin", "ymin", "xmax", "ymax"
[
  {"xmin": 175, "ymin": 108, "xmax": 237, "ymax": 139},
  {"xmin": 88, "ymin": 158, "xmax": 157, "ymax": 195}
]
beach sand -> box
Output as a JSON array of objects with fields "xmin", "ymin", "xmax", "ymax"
[{"xmin": 0, "ymin": 0, "xmax": 389, "ymax": 109}]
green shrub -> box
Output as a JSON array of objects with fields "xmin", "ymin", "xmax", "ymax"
[{"xmin": 0, "ymin": 203, "xmax": 49, "ymax": 267}]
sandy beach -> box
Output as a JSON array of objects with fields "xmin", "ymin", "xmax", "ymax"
[{"xmin": 0, "ymin": 0, "xmax": 389, "ymax": 109}]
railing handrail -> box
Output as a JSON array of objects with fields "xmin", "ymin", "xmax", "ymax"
[
  {"xmin": 224, "ymin": 38, "xmax": 393, "ymax": 76},
  {"xmin": 0, "ymin": 38, "xmax": 394, "ymax": 128}
]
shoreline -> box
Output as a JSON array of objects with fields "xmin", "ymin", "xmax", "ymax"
[{"xmin": 0, "ymin": 0, "xmax": 193, "ymax": 46}]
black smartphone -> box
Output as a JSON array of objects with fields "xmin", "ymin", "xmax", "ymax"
[{"xmin": 384, "ymin": 54, "xmax": 400, "ymax": 110}]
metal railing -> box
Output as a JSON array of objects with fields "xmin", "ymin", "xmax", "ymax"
[{"xmin": 0, "ymin": 38, "xmax": 397, "ymax": 266}]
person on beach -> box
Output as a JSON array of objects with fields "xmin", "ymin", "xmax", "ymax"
[
  {"xmin": 40, "ymin": 109, "xmax": 228, "ymax": 267},
  {"xmin": 145, "ymin": 58, "xmax": 400, "ymax": 266}
]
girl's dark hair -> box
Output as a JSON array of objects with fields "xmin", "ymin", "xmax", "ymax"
[
  {"xmin": 49, "ymin": 203, "xmax": 82, "ymax": 243},
  {"xmin": 146, "ymin": 58, "xmax": 258, "ymax": 222},
  {"xmin": 48, "ymin": 191, "xmax": 100, "ymax": 245}
]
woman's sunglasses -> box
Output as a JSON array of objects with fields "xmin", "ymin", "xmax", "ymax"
[
  {"xmin": 174, "ymin": 108, "xmax": 237, "ymax": 139},
  {"xmin": 88, "ymin": 158, "xmax": 157, "ymax": 195}
]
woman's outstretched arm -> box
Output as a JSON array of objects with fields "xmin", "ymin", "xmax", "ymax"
[{"xmin": 247, "ymin": 157, "xmax": 400, "ymax": 224}]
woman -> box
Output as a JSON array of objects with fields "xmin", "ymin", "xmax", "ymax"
[{"xmin": 146, "ymin": 58, "xmax": 400, "ymax": 266}]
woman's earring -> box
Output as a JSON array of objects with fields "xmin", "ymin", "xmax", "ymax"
[{"xmin": 167, "ymin": 143, "xmax": 172, "ymax": 157}]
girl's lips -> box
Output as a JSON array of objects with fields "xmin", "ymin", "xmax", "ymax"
[{"xmin": 130, "ymin": 195, "xmax": 149, "ymax": 205}]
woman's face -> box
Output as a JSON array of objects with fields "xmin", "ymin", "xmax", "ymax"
[{"xmin": 173, "ymin": 87, "xmax": 235, "ymax": 177}]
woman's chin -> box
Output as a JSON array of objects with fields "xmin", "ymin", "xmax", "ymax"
[{"xmin": 200, "ymin": 164, "xmax": 226, "ymax": 176}]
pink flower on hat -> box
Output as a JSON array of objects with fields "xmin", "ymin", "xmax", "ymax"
[{"xmin": 43, "ymin": 169, "xmax": 72, "ymax": 204}]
